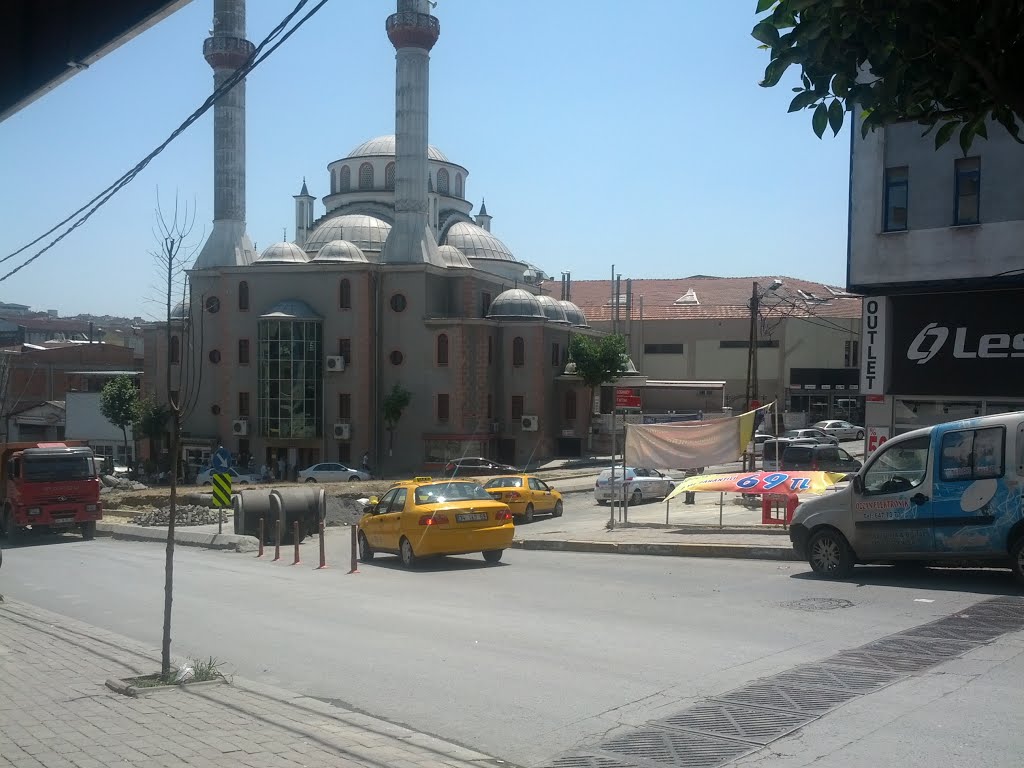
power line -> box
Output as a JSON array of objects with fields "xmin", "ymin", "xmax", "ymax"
[{"xmin": 0, "ymin": 0, "xmax": 331, "ymax": 283}]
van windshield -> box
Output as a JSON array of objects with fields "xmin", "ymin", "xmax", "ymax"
[{"xmin": 23, "ymin": 455, "xmax": 95, "ymax": 482}]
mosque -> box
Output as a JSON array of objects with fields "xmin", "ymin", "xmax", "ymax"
[{"xmin": 145, "ymin": 0, "xmax": 598, "ymax": 474}]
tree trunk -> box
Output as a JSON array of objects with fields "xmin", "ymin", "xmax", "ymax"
[{"xmin": 121, "ymin": 426, "xmax": 130, "ymax": 479}]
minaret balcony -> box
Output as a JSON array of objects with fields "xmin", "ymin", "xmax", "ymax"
[
  {"xmin": 203, "ymin": 35, "xmax": 255, "ymax": 70},
  {"xmin": 386, "ymin": 12, "xmax": 440, "ymax": 50}
]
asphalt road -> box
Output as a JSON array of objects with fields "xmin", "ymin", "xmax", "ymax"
[{"xmin": 2, "ymin": 535, "xmax": 1021, "ymax": 767}]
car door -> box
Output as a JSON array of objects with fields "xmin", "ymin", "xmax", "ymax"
[
  {"xmin": 528, "ymin": 477, "xmax": 552, "ymax": 511},
  {"xmin": 650, "ymin": 470, "xmax": 670, "ymax": 497},
  {"xmin": 377, "ymin": 487, "xmax": 408, "ymax": 552},
  {"xmin": 365, "ymin": 489, "xmax": 396, "ymax": 548}
]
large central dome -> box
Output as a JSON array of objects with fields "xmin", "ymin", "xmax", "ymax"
[{"xmin": 346, "ymin": 135, "xmax": 449, "ymax": 163}]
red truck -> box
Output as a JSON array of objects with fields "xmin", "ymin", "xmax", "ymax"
[{"xmin": 1, "ymin": 442, "xmax": 103, "ymax": 543}]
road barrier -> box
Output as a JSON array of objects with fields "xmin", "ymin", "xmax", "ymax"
[
  {"xmin": 316, "ymin": 521, "xmax": 327, "ymax": 569},
  {"xmin": 292, "ymin": 521, "xmax": 301, "ymax": 565},
  {"xmin": 349, "ymin": 525, "xmax": 359, "ymax": 574},
  {"xmin": 257, "ymin": 518, "xmax": 264, "ymax": 558}
]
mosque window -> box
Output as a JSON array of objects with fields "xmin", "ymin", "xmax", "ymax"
[
  {"xmin": 437, "ymin": 334, "xmax": 449, "ymax": 367},
  {"xmin": 358, "ymin": 162, "xmax": 374, "ymax": 190},
  {"xmin": 512, "ymin": 336, "xmax": 525, "ymax": 367},
  {"xmin": 437, "ymin": 168, "xmax": 450, "ymax": 195},
  {"xmin": 385, "ymin": 162, "xmax": 396, "ymax": 191},
  {"xmin": 205, "ymin": 296, "xmax": 220, "ymax": 314},
  {"xmin": 209, "ymin": 350, "xmax": 221, "ymax": 364},
  {"xmin": 238, "ymin": 281, "xmax": 249, "ymax": 311},
  {"xmin": 339, "ymin": 165, "xmax": 351, "ymax": 191},
  {"xmin": 389, "ymin": 350, "xmax": 404, "ymax": 366},
  {"xmin": 390, "ymin": 293, "xmax": 407, "ymax": 313},
  {"xmin": 211, "ymin": 404, "xmax": 221, "ymax": 415},
  {"xmin": 258, "ymin": 318, "xmax": 323, "ymax": 439},
  {"xmin": 455, "ymin": 172, "xmax": 463, "ymax": 198},
  {"xmin": 170, "ymin": 335, "xmax": 180, "ymax": 364},
  {"xmin": 339, "ymin": 279, "xmax": 351, "ymax": 309}
]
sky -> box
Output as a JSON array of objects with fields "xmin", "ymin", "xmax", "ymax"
[{"xmin": 0, "ymin": 0, "xmax": 850, "ymax": 321}]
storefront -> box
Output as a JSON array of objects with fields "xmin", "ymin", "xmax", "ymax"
[{"xmin": 787, "ymin": 368, "xmax": 862, "ymax": 423}]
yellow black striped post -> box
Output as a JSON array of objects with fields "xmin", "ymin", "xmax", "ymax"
[{"xmin": 211, "ymin": 472, "xmax": 232, "ymax": 509}]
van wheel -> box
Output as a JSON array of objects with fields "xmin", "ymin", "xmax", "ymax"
[
  {"xmin": 807, "ymin": 528, "xmax": 855, "ymax": 579},
  {"xmin": 1011, "ymin": 537, "xmax": 1024, "ymax": 585}
]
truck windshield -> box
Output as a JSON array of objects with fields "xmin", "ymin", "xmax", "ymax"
[{"xmin": 23, "ymin": 455, "xmax": 95, "ymax": 482}]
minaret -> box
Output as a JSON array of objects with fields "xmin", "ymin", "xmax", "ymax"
[
  {"xmin": 294, "ymin": 179, "xmax": 315, "ymax": 247},
  {"xmin": 380, "ymin": 0, "xmax": 444, "ymax": 266},
  {"xmin": 194, "ymin": 0, "xmax": 257, "ymax": 269},
  {"xmin": 475, "ymin": 199, "xmax": 492, "ymax": 232}
]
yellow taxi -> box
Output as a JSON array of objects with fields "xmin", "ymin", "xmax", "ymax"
[
  {"xmin": 358, "ymin": 479, "xmax": 515, "ymax": 568},
  {"xmin": 481, "ymin": 474, "xmax": 563, "ymax": 523}
]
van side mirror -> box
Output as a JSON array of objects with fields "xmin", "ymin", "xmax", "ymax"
[{"xmin": 851, "ymin": 474, "xmax": 864, "ymax": 493}]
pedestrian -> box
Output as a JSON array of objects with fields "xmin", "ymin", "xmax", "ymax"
[
  {"xmin": 260, "ymin": 463, "xmax": 269, "ymax": 482},
  {"xmin": 361, "ymin": 450, "xmax": 371, "ymax": 477},
  {"xmin": 277, "ymin": 455, "xmax": 285, "ymax": 481}
]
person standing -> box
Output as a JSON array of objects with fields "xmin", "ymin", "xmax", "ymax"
[
  {"xmin": 277, "ymin": 454, "xmax": 285, "ymax": 482},
  {"xmin": 361, "ymin": 450, "xmax": 371, "ymax": 478}
]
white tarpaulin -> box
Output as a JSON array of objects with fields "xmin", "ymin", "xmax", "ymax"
[{"xmin": 624, "ymin": 408, "xmax": 760, "ymax": 469}]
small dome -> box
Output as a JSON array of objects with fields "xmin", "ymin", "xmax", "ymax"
[
  {"xmin": 488, "ymin": 288, "xmax": 545, "ymax": 320},
  {"xmin": 171, "ymin": 300, "xmax": 189, "ymax": 319},
  {"xmin": 346, "ymin": 134, "xmax": 448, "ymax": 162},
  {"xmin": 255, "ymin": 242, "xmax": 308, "ymax": 264},
  {"xmin": 535, "ymin": 295, "xmax": 569, "ymax": 323},
  {"xmin": 559, "ymin": 300, "xmax": 588, "ymax": 327},
  {"xmin": 437, "ymin": 244, "xmax": 471, "ymax": 268},
  {"xmin": 304, "ymin": 214, "xmax": 392, "ymax": 255},
  {"xmin": 444, "ymin": 221, "xmax": 516, "ymax": 262},
  {"xmin": 314, "ymin": 240, "xmax": 368, "ymax": 263},
  {"xmin": 261, "ymin": 299, "xmax": 321, "ymax": 320}
]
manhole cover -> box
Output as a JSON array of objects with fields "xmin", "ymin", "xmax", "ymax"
[
  {"xmin": 601, "ymin": 727, "xmax": 754, "ymax": 768},
  {"xmin": 714, "ymin": 680, "xmax": 859, "ymax": 716},
  {"xmin": 656, "ymin": 701, "xmax": 813, "ymax": 745},
  {"xmin": 771, "ymin": 663, "xmax": 903, "ymax": 694},
  {"xmin": 781, "ymin": 597, "xmax": 854, "ymax": 611}
]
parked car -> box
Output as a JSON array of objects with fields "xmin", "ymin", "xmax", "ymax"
[
  {"xmin": 482, "ymin": 475, "xmax": 563, "ymax": 523},
  {"xmin": 762, "ymin": 438, "xmax": 816, "ymax": 472},
  {"xmin": 781, "ymin": 444, "xmax": 862, "ymax": 474},
  {"xmin": 751, "ymin": 432, "xmax": 773, "ymax": 456},
  {"xmin": 782, "ymin": 428, "xmax": 839, "ymax": 445},
  {"xmin": 594, "ymin": 467, "xmax": 675, "ymax": 505},
  {"xmin": 444, "ymin": 457, "xmax": 519, "ymax": 476},
  {"xmin": 813, "ymin": 420, "xmax": 865, "ymax": 440},
  {"xmin": 357, "ymin": 479, "xmax": 514, "ymax": 568},
  {"xmin": 195, "ymin": 466, "xmax": 256, "ymax": 486},
  {"xmin": 298, "ymin": 463, "xmax": 370, "ymax": 482}
]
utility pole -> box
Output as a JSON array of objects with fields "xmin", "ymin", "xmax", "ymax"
[{"xmin": 743, "ymin": 281, "xmax": 759, "ymax": 471}]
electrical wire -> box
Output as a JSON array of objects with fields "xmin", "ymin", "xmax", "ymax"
[{"xmin": 0, "ymin": 0, "xmax": 331, "ymax": 283}]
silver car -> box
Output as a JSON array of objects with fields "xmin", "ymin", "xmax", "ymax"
[
  {"xmin": 298, "ymin": 463, "xmax": 370, "ymax": 482},
  {"xmin": 812, "ymin": 420, "xmax": 865, "ymax": 440},
  {"xmin": 594, "ymin": 467, "xmax": 674, "ymax": 505},
  {"xmin": 782, "ymin": 428, "xmax": 839, "ymax": 445}
]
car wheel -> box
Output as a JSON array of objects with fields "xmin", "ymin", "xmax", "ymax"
[
  {"xmin": 523, "ymin": 504, "xmax": 535, "ymax": 524},
  {"xmin": 1010, "ymin": 536, "xmax": 1024, "ymax": 585},
  {"xmin": 807, "ymin": 528, "xmax": 855, "ymax": 579},
  {"xmin": 553, "ymin": 500, "xmax": 563, "ymax": 518},
  {"xmin": 80, "ymin": 521, "xmax": 96, "ymax": 541},
  {"xmin": 483, "ymin": 549, "xmax": 503, "ymax": 564},
  {"xmin": 304, "ymin": 477, "xmax": 317, "ymax": 483},
  {"xmin": 596, "ymin": 499, "xmax": 608, "ymax": 506},
  {"xmin": 202, "ymin": 481, "xmax": 211, "ymax": 486},
  {"xmin": 629, "ymin": 489, "xmax": 642, "ymax": 506},
  {"xmin": 358, "ymin": 531, "xmax": 374, "ymax": 562},
  {"xmin": 399, "ymin": 537, "xmax": 418, "ymax": 569},
  {"xmin": 349, "ymin": 476, "xmax": 360, "ymax": 481},
  {"xmin": 856, "ymin": 430, "xmax": 865, "ymax": 440}
]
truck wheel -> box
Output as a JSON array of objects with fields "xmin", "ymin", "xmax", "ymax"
[
  {"xmin": 80, "ymin": 521, "xmax": 96, "ymax": 541},
  {"xmin": 807, "ymin": 528, "xmax": 855, "ymax": 579}
]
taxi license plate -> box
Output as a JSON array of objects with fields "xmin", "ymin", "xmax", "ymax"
[{"xmin": 456, "ymin": 512, "xmax": 487, "ymax": 523}]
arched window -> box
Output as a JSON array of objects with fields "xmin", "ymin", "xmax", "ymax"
[
  {"xmin": 339, "ymin": 279, "xmax": 351, "ymax": 309},
  {"xmin": 385, "ymin": 162, "xmax": 396, "ymax": 191},
  {"xmin": 339, "ymin": 165, "xmax": 351, "ymax": 191},
  {"xmin": 238, "ymin": 280, "xmax": 249, "ymax": 311},
  {"xmin": 512, "ymin": 336, "xmax": 525, "ymax": 367},
  {"xmin": 170, "ymin": 335, "xmax": 180, "ymax": 364},
  {"xmin": 454, "ymin": 172, "xmax": 463, "ymax": 198},
  {"xmin": 436, "ymin": 167, "xmax": 449, "ymax": 195},
  {"xmin": 358, "ymin": 162, "xmax": 374, "ymax": 190},
  {"xmin": 437, "ymin": 333, "xmax": 449, "ymax": 367}
]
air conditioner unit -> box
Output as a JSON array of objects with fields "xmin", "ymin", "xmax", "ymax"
[
  {"xmin": 231, "ymin": 419, "xmax": 249, "ymax": 436},
  {"xmin": 334, "ymin": 422, "xmax": 351, "ymax": 441},
  {"xmin": 326, "ymin": 356, "xmax": 345, "ymax": 372},
  {"xmin": 521, "ymin": 415, "xmax": 539, "ymax": 432}
]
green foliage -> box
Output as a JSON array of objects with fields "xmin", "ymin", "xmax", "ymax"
[
  {"xmin": 568, "ymin": 334, "xmax": 629, "ymax": 391},
  {"xmin": 753, "ymin": 0, "xmax": 1024, "ymax": 151},
  {"xmin": 134, "ymin": 396, "xmax": 169, "ymax": 441},
  {"xmin": 100, "ymin": 376, "xmax": 140, "ymax": 432},
  {"xmin": 382, "ymin": 384, "xmax": 412, "ymax": 430}
]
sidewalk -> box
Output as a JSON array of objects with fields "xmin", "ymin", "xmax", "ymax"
[{"xmin": 0, "ymin": 599, "xmax": 506, "ymax": 768}]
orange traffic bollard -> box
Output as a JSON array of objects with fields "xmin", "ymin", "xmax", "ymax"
[
  {"xmin": 348, "ymin": 524, "xmax": 359, "ymax": 574},
  {"xmin": 292, "ymin": 521, "xmax": 301, "ymax": 565},
  {"xmin": 316, "ymin": 521, "xmax": 327, "ymax": 569},
  {"xmin": 257, "ymin": 518, "xmax": 264, "ymax": 558}
]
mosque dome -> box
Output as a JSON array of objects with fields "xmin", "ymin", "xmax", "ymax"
[
  {"xmin": 444, "ymin": 221, "xmax": 516, "ymax": 262},
  {"xmin": 314, "ymin": 240, "xmax": 368, "ymax": 263},
  {"xmin": 559, "ymin": 300, "xmax": 589, "ymax": 327},
  {"xmin": 488, "ymin": 288, "xmax": 545, "ymax": 320},
  {"xmin": 171, "ymin": 300, "xmax": 189, "ymax": 319},
  {"xmin": 346, "ymin": 134, "xmax": 449, "ymax": 163},
  {"xmin": 304, "ymin": 214, "xmax": 392, "ymax": 255},
  {"xmin": 535, "ymin": 294, "xmax": 569, "ymax": 323},
  {"xmin": 437, "ymin": 244, "xmax": 471, "ymax": 268},
  {"xmin": 255, "ymin": 242, "xmax": 309, "ymax": 264}
]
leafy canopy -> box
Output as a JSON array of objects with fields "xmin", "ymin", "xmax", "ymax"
[
  {"xmin": 568, "ymin": 334, "xmax": 629, "ymax": 391},
  {"xmin": 134, "ymin": 396, "xmax": 170, "ymax": 440},
  {"xmin": 100, "ymin": 376, "xmax": 140, "ymax": 431},
  {"xmin": 752, "ymin": 0, "xmax": 1024, "ymax": 152},
  {"xmin": 383, "ymin": 384, "xmax": 412, "ymax": 429}
]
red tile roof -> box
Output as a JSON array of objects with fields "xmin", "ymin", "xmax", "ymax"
[{"xmin": 553, "ymin": 276, "xmax": 861, "ymax": 322}]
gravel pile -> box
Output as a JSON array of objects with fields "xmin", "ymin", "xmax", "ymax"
[
  {"xmin": 131, "ymin": 504, "xmax": 228, "ymax": 527},
  {"xmin": 324, "ymin": 496, "xmax": 368, "ymax": 527},
  {"xmin": 101, "ymin": 475, "xmax": 148, "ymax": 491}
]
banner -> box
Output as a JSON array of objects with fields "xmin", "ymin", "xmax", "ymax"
[
  {"xmin": 664, "ymin": 471, "xmax": 847, "ymax": 502},
  {"xmin": 624, "ymin": 406, "xmax": 765, "ymax": 470}
]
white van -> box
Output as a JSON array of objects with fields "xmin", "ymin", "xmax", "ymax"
[{"xmin": 790, "ymin": 411, "xmax": 1024, "ymax": 583}]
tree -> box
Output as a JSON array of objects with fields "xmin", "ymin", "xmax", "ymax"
[
  {"xmin": 382, "ymin": 384, "xmax": 412, "ymax": 460},
  {"xmin": 752, "ymin": 0, "xmax": 1024, "ymax": 152},
  {"xmin": 568, "ymin": 333, "xmax": 629, "ymax": 424},
  {"xmin": 134, "ymin": 396, "xmax": 170, "ymax": 471},
  {"xmin": 100, "ymin": 376, "xmax": 140, "ymax": 474}
]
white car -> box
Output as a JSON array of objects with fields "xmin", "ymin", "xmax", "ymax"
[
  {"xmin": 594, "ymin": 467, "xmax": 675, "ymax": 505},
  {"xmin": 813, "ymin": 420, "xmax": 865, "ymax": 441},
  {"xmin": 298, "ymin": 463, "xmax": 370, "ymax": 482},
  {"xmin": 196, "ymin": 467, "xmax": 255, "ymax": 486}
]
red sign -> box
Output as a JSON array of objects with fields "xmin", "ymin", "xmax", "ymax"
[
  {"xmin": 867, "ymin": 426, "xmax": 890, "ymax": 454},
  {"xmin": 615, "ymin": 387, "xmax": 642, "ymax": 409}
]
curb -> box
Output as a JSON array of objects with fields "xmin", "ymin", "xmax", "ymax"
[
  {"xmin": 96, "ymin": 522, "xmax": 259, "ymax": 552},
  {"xmin": 105, "ymin": 676, "xmax": 228, "ymax": 698},
  {"xmin": 510, "ymin": 538, "xmax": 799, "ymax": 561},
  {"xmin": 620, "ymin": 523, "xmax": 791, "ymax": 535}
]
